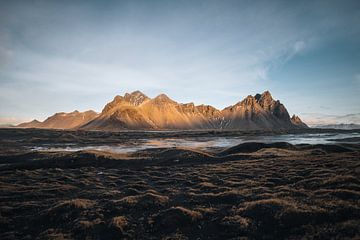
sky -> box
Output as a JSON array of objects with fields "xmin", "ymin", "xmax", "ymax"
[{"xmin": 0, "ymin": 0, "xmax": 360, "ymax": 125}]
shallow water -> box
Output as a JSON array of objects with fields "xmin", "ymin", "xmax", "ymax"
[{"xmin": 31, "ymin": 132, "xmax": 360, "ymax": 153}]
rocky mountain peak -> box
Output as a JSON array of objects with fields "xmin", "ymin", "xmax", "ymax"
[
  {"xmin": 291, "ymin": 114, "xmax": 303, "ymax": 123},
  {"xmin": 261, "ymin": 90, "xmax": 273, "ymax": 99},
  {"xmin": 291, "ymin": 114, "xmax": 300, "ymax": 121},
  {"xmin": 254, "ymin": 94, "xmax": 262, "ymax": 101},
  {"xmin": 101, "ymin": 95, "xmax": 124, "ymax": 114},
  {"xmin": 102, "ymin": 91, "xmax": 149, "ymax": 114},
  {"xmin": 130, "ymin": 90, "xmax": 145, "ymax": 95},
  {"xmin": 241, "ymin": 95, "xmax": 257, "ymax": 106},
  {"xmin": 153, "ymin": 94, "xmax": 176, "ymax": 104},
  {"xmin": 255, "ymin": 91, "xmax": 278, "ymax": 112},
  {"xmin": 291, "ymin": 114, "xmax": 308, "ymax": 128},
  {"xmin": 124, "ymin": 91, "xmax": 149, "ymax": 106}
]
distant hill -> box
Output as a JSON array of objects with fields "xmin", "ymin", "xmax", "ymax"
[
  {"xmin": 312, "ymin": 123, "xmax": 360, "ymax": 130},
  {"xmin": 18, "ymin": 110, "xmax": 98, "ymax": 129},
  {"xmin": 0, "ymin": 124, "xmax": 15, "ymax": 128},
  {"xmin": 18, "ymin": 90, "xmax": 308, "ymax": 131},
  {"xmin": 303, "ymin": 113, "xmax": 360, "ymax": 126}
]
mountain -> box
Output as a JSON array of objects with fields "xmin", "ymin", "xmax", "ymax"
[
  {"xmin": 221, "ymin": 91, "xmax": 295, "ymax": 129},
  {"xmin": 80, "ymin": 90, "xmax": 307, "ymax": 131},
  {"xmin": 18, "ymin": 110, "xmax": 98, "ymax": 129},
  {"xmin": 0, "ymin": 123, "xmax": 15, "ymax": 128}
]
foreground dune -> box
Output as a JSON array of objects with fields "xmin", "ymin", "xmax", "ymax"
[{"xmin": 0, "ymin": 129, "xmax": 360, "ymax": 239}]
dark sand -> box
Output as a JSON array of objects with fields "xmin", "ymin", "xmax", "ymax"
[{"xmin": 0, "ymin": 128, "xmax": 360, "ymax": 239}]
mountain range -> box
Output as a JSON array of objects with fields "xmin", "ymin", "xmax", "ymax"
[{"xmin": 18, "ymin": 90, "xmax": 307, "ymax": 130}]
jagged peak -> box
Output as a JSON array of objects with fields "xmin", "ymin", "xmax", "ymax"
[
  {"xmin": 131, "ymin": 90, "xmax": 145, "ymax": 95},
  {"xmin": 246, "ymin": 95, "xmax": 255, "ymax": 99},
  {"xmin": 262, "ymin": 90, "xmax": 272, "ymax": 97},
  {"xmin": 259, "ymin": 91, "xmax": 273, "ymax": 102},
  {"xmin": 255, "ymin": 91, "xmax": 280, "ymax": 112},
  {"xmin": 291, "ymin": 114, "xmax": 302, "ymax": 121},
  {"xmin": 254, "ymin": 91, "xmax": 273, "ymax": 102},
  {"xmin": 241, "ymin": 95, "xmax": 257, "ymax": 104},
  {"xmin": 124, "ymin": 90, "xmax": 147, "ymax": 98},
  {"xmin": 290, "ymin": 114, "xmax": 308, "ymax": 127},
  {"xmin": 124, "ymin": 90, "xmax": 149, "ymax": 106}
]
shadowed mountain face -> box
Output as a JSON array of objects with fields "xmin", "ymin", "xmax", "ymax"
[
  {"xmin": 79, "ymin": 90, "xmax": 308, "ymax": 130},
  {"xmin": 18, "ymin": 110, "xmax": 99, "ymax": 129}
]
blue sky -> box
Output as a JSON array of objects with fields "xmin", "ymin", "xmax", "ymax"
[{"xmin": 0, "ymin": 0, "xmax": 359, "ymax": 124}]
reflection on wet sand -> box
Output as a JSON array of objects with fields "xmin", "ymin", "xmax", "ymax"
[{"xmin": 30, "ymin": 132, "xmax": 360, "ymax": 154}]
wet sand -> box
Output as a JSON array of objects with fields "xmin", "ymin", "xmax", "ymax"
[{"xmin": 0, "ymin": 128, "xmax": 360, "ymax": 239}]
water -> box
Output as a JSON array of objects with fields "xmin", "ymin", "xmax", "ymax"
[{"xmin": 30, "ymin": 132, "xmax": 360, "ymax": 154}]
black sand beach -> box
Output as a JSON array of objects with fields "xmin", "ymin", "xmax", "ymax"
[{"xmin": 1, "ymin": 128, "xmax": 360, "ymax": 239}]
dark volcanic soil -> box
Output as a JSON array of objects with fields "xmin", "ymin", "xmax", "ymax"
[{"xmin": 0, "ymin": 128, "xmax": 360, "ymax": 239}]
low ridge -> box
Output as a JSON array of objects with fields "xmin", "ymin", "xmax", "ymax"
[{"xmin": 18, "ymin": 110, "xmax": 99, "ymax": 129}]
